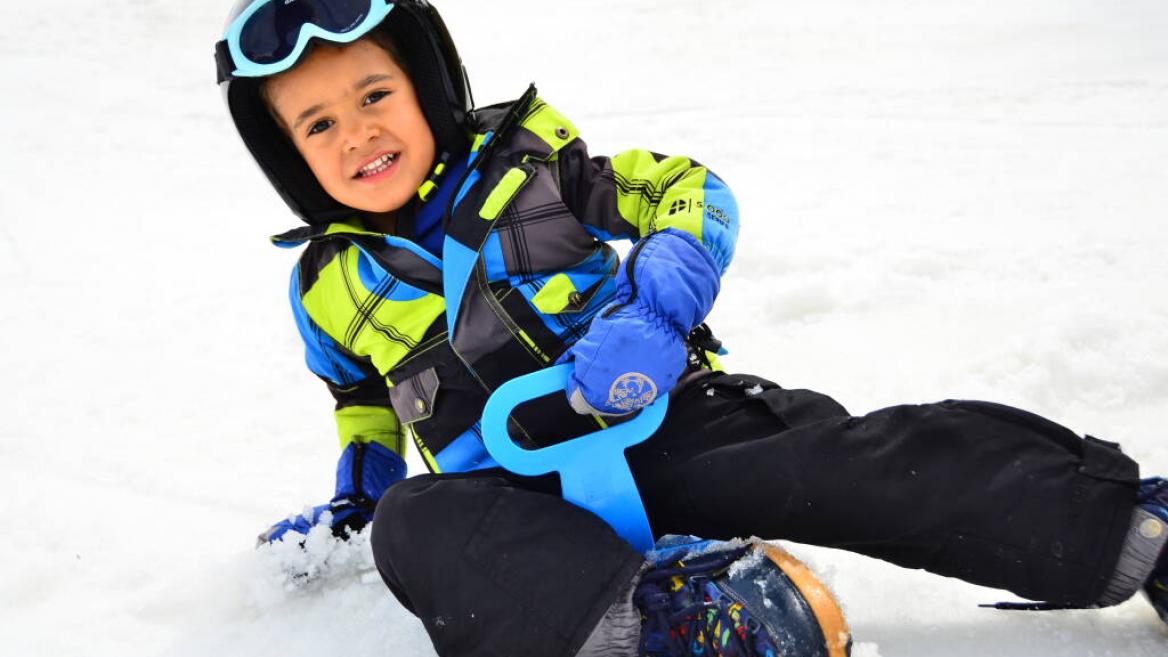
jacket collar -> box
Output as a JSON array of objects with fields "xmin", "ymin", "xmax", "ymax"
[{"xmin": 270, "ymin": 218, "xmax": 381, "ymax": 248}]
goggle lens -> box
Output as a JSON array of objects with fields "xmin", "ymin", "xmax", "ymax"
[{"xmin": 237, "ymin": 0, "xmax": 375, "ymax": 65}]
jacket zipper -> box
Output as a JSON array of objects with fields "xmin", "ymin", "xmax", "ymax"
[
  {"xmin": 440, "ymin": 85, "xmax": 543, "ymax": 370},
  {"xmin": 436, "ymin": 86, "xmax": 548, "ymax": 451},
  {"xmin": 474, "ymin": 261, "xmax": 547, "ymax": 364}
]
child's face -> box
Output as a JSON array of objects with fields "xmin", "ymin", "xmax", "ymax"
[{"xmin": 264, "ymin": 40, "xmax": 435, "ymax": 216}]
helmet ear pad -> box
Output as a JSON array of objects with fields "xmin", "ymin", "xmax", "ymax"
[
  {"xmin": 227, "ymin": 76, "xmax": 356, "ymax": 224},
  {"xmin": 375, "ymin": 4, "xmax": 471, "ymax": 158}
]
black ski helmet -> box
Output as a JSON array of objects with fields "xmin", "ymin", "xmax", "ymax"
[{"xmin": 215, "ymin": 0, "xmax": 473, "ymax": 225}]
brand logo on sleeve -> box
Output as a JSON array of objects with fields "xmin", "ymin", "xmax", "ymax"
[
  {"xmin": 667, "ymin": 199, "xmax": 692, "ymax": 216},
  {"xmin": 704, "ymin": 203, "xmax": 730, "ymax": 227}
]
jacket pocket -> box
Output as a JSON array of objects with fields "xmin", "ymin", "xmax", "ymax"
[
  {"xmin": 387, "ymin": 366, "xmax": 440, "ymax": 425},
  {"xmin": 528, "ymin": 273, "xmax": 609, "ymax": 314},
  {"xmin": 525, "ymin": 245, "xmax": 619, "ymax": 316}
]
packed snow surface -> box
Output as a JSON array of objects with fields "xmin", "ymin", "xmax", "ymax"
[{"xmin": 2, "ymin": 0, "xmax": 1167, "ymax": 655}]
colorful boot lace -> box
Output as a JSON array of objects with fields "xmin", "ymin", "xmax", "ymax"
[{"xmin": 634, "ymin": 538, "xmax": 851, "ymax": 657}]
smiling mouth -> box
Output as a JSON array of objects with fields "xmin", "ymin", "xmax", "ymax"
[{"xmin": 354, "ymin": 152, "xmax": 398, "ymax": 178}]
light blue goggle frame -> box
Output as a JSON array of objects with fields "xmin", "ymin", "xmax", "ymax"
[{"xmin": 223, "ymin": 0, "xmax": 396, "ymax": 78}]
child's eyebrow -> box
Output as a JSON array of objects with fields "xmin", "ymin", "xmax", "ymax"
[
  {"xmin": 290, "ymin": 74, "xmax": 396, "ymax": 132},
  {"xmin": 355, "ymin": 73, "xmax": 394, "ymax": 90},
  {"xmin": 292, "ymin": 103, "xmax": 328, "ymax": 132}
]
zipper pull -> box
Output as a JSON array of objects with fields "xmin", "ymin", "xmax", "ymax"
[{"xmin": 416, "ymin": 152, "xmax": 452, "ymax": 202}]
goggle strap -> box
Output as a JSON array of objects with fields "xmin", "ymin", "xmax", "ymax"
[{"xmin": 215, "ymin": 40, "xmax": 234, "ymax": 84}]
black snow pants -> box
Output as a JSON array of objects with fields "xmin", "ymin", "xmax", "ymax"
[{"xmin": 370, "ymin": 372, "xmax": 1141, "ymax": 657}]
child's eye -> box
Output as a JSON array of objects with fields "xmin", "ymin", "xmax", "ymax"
[
  {"xmin": 364, "ymin": 90, "xmax": 391, "ymax": 106},
  {"xmin": 307, "ymin": 119, "xmax": 333, "ymax": 136}
]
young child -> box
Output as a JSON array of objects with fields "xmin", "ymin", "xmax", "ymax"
[{"xmin": 215, "ymin": 1, "xmax": 1168, "ymax": 655}]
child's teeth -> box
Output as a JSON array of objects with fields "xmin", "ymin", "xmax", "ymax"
[{"xmin": 360, "ymin": 154, "xmax": 397, "ymax": 176}]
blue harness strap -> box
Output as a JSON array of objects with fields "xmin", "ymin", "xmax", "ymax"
[{"xmin": 480, "ymin": 364, "xmax": 667, "ymax": 554}]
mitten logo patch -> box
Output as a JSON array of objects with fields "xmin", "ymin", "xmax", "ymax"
[{"xmin": 608, "ymin": 372, "xmax": 657, "ymax": 411}]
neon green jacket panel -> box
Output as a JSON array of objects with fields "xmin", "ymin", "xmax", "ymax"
[
  {"xmin": 554, "ymin": 139, "xmax": 740, "ymax": 274},
  {"xmin": 278, "ymin": 219, "xmax": 446, "ymax": 456}
]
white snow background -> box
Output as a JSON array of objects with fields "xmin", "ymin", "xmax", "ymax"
[{"xmin": 1, "ymin": 0, "xmax": 1166, "ymax": 655}]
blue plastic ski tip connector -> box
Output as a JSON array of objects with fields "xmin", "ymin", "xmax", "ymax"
[{"xmin": 481, "ymin": 364, "xmax": 668, "ymax": 554}]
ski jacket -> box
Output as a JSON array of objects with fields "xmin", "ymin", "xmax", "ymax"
[{"xmin": 271, "ymin": 86, "xmax": 740, "ymax": 476}]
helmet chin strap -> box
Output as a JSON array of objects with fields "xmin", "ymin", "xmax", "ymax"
[{"xmin": 416, "ymin": 151, "xmax": 451, "ymax": 202}]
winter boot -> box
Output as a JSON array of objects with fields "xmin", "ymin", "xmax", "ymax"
[
  {"xmin": 634, "ymin": 537, "xmax": 852, "ymax": 657},
  {"xmin": 1138, "ymin": 477, "xmax": 1168, "ymax": 623}
]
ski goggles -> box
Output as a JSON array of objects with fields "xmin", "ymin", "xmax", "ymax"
[{"xmin": 218, "ymin": 0, "xmax": 396, "ymax": 80}]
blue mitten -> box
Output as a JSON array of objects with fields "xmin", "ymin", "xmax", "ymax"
[
  {"xmin": 258, "ymin": 440, "xmax": 406, "ymax": 545},
  {"xmin": 563, "ymin": 228, "xmax": 721, "ymax": 415}
]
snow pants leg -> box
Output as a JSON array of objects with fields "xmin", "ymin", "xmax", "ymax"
[
  {"xmin": 371, "ymin": 470, "xmax": 644, "ymax": 657},
  {"xmin": 371, "ymin": 372, "xmax": 1142, "ymax": 657},
  {"xmin": 625, "ymin": 373, "xmax": 1140, "ymax": 605}
]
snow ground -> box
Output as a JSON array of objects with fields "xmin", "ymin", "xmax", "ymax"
[{"xmin": 1, "ymin": 0, "xmax": 1166, "ymax": 655}]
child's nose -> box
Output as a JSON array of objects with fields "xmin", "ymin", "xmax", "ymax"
[{"xmin": 344, "ymin": 119, "xmax": 381, "ymax": 151}]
